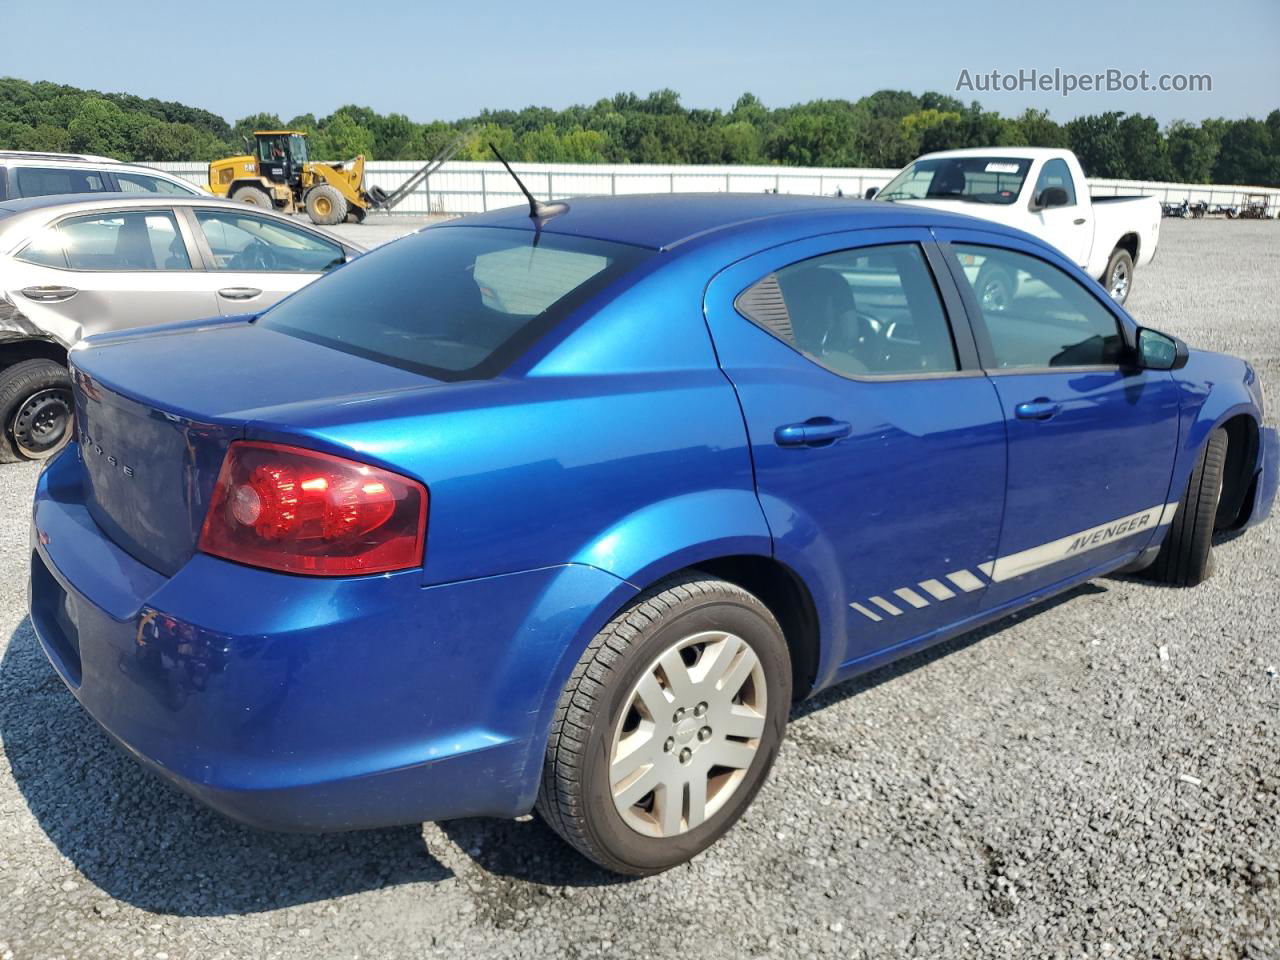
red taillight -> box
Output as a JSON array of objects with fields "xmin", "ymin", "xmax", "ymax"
[{"xmin": 198, "ymin": 441, "xmax": 427, "ymax": 576}]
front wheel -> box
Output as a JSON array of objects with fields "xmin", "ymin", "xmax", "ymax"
[
  {"xmin": 1144, "ymin": 429, "xmax": 1228, "ymax": 587},
  {"xmin": 1103, "ymin": 247, "xmax": 1135, "ymax": 305},
  {"xmin": 0, "ymin": 359, "xmax": 74, "ymax": 462},
  {"xmin": 537, "ymin": 575, "xmax": 792, "ymax": 875},
  {"xmin": 305, "ymin": 185, "xmax": 348, "ymax": 226}
]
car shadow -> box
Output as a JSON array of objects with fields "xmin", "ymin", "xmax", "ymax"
[
  {"xmin": 0, "ymin": 617, "xmax": 452, "ymax": 916},
  {"xmin": 792, "ymin": 581, "xmax": 1108, "ymax": 719},
  {"xmin": 2, "ymin": 581, "xmax": 1113, "ymax": 908}
]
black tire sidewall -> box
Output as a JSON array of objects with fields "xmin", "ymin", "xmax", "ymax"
[
  {"xmin": 576, "ymin": 594, "xmax": 791, "ymax": 874},
  {"xmin": 0, "ymin": 359, "xmax": 73, "ymax": 462}
]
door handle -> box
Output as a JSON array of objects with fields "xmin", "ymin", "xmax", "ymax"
[
  {"xmin": 217, "ymin": 287, "xmax": 262, "ymax": 300},
  {"xmin": 1014, "ymin": 399, "xmax": 1062, "ymax": 421},
  {"xmin": 1073, "ymin": 218, "xmax": 1087, "ymax": 225},
  {"xmin": 20, "ymin": 285, "xmax": 79, "ymax": 302},
  {"xmin": 775, "ymin": 417, "xmax": 853, "ymax": 448}
]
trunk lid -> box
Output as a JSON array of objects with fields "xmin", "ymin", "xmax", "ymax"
[{"xmin": 71, "ymin": 316, "xmax": 442, "ymax": 576}]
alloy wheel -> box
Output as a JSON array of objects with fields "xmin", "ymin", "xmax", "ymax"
[{"xmin": 609, "ymin": 630, "xmax": 767, "ymax": 838}]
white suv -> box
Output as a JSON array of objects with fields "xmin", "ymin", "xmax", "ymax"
[{"xmin": 0, "ymin": 151, "xmax": 205, "ymax": 201}]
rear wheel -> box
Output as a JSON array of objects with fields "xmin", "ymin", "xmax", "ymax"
[
  {"xmin": 1103, "ymin": 247, "xmax": 1135, "ymax": 304},
  {"xmin": 1145, "ymin": 429, "xmax": 1228, "ymax": 586},
  {"xmin": 0, "ymin": 359, "xmax": 74, "ymax": 463},
  {"xmin": 974, "ymin": 262, "xmax": 1014, "ymax": 312},
  {"xmin": 230, "ymin": 185, "xmax": 273, "ymax": 209},
  {"xmin": 537, "ymin": 575, "xmax": 791, "ymax": 876},
  {"xmin": 305, "ymin": 185, "xmax": 347, "ymax": 226}
]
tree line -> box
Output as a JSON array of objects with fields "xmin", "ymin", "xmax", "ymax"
[{"xmin": 2, "ymin": 78, "xmax": 1277, "ymax": 186}]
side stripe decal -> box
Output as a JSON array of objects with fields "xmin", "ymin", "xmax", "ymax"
[{"xmin": 849, "ymin": 502, "xmax": 1180, "ymax": 622}]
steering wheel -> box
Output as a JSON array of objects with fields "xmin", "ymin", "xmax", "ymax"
[
  {"xmin": 234, "ymin": 238, "xmax": 279, "ymax": 271},
  {"xmin": 818, "ymin": 310, "xmax": 886, "ymax": 367}
]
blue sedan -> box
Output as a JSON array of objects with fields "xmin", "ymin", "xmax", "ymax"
[{"xmin": 29, "ymin": 194, "xmax": 1276, "ymax": 875}]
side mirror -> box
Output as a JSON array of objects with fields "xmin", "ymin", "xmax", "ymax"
[
  {"xmin": 1034, "ymin": 186, "xmax": 1070, "ymax": 210},
  {"xmin": 864, "ymin": 186, "xmax": 879, "ymax": 200},
  {"xmin": 1136, "ymin": 328, "xmax": 1189, "ymax": 370}
]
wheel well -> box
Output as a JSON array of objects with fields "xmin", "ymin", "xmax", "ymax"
[
  {"xmin": 1216, "ymin": 414, "xmax": 1260, "ymax": 530},
  {"xmin": 1114, "ymin": 232, "xmax": 1140, "ymax": 261},
  {"xmin": 0, "ymin": 338, "xmax": 67, "ymax": 371},
  {"xmin": 678, "ymin": 555, "xmax": 822, "ymax": 701}
]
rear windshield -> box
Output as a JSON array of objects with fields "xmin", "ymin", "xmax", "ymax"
[
  {"xmin": 878, "ymin": 156, "xmax": 1032, "ymax": 205},
  {"xmin": 259, "ymin": 225, "xmax": 651, "ymax": 380}
]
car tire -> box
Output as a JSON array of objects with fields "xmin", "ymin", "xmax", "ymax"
[
  {"xmin": 305, "ymin": 185, "xmax": 347, "ymax": 226},
  {"xmin": 974, "ymin": 262, "xmax": 1014, "ymax": 312},
  {"xmin": 537, "ymin": 574, "xmax": 792, "ymax": 876},
  {"xmin": 230, "ymin": 185, "xmax": 273, "ymax": 209},
  {"xmin": 1145, "ymin": 429, "xmax": 1228, "ymax": 587},
  {"xmin": 0, "ymin": 359, "xmax": 74, "ymax": 463},
  {"xmin": 1103, "ymin": 247, "xmax": 1135, "ymax": 305}
]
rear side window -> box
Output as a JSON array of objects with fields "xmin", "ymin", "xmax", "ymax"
[
  {"xmin": 18, "ymin": 211, "xmax": 191, "ymax": 271},
  {"xmin": 13, "ymin": 166, "xmax": 111, "ymax": 198},
  {"xmin": 954, "ymin": 244, "xmax": 1123, "ymax": 368},
  {"xmin": 116, "ymin": 172, "xmax": 200, "ymax": 196},
  {"xmin": 736, "ymin": 243, "xmax": 958, "ymax": 377},
  {"xmin": 259, "ymin": 226, "xmax": 651, "ymax": 380}
]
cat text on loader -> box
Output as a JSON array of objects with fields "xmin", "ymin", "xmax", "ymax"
[{"xmin": 207, "ymin": 131, "xmax": 389, "ymax": 225}]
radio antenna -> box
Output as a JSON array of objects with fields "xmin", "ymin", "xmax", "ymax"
[{"xmin": 489, "ymin": 143, "xmax": 568, "ymax": 220}]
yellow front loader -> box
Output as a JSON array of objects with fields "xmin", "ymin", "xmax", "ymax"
[{"xmin": 207, "ymin": 131, "xmax": 388, "ymax": 225}]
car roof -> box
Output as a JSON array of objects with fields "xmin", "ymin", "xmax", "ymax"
[
  {"xmin": 914, "ymin": 147, "xmax": 1070, "ymax": 161},
  {"xmin": 0, "ymin": 192, "xmax": 221, "ymax": 215},
  {"xmin": 0, "ymin": 150, "xmax": 119, "ymax": 164},
  {"xmin": 443, "ymin": 193, "xmax": 1003, "ymax": 251},
  {"xmin": 0, "ymin": 193, "xmax": 362, "ymax": 249}
]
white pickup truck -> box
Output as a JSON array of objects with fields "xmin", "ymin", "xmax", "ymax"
[{"xmin": 872, "ymin": 147, "xmax": 1160, "ymax": 305}]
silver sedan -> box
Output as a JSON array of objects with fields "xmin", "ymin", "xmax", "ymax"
[{"xmin": 0, "ymin": 193, "xmax": 362, "ymax": 460}]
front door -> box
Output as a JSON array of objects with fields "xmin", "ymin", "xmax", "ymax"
[
  {"xmin": 183, "ymin": 207, "xmax": 347, "ymax": 315},
  {"xmin": 938, "ymin": 230, "xmax": 1181, "ymax": 608},
  {"xmin": 704, "ymin": 228, "xmax": 1008, "ymax": 675},
  {"xmin": 1027, "ymin": 157, "xmax": 1092, "ymax": 267}
]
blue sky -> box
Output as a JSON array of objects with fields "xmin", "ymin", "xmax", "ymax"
[{"xmin": 8, "ymin": 0, "xmax": 1277, "ymax": 125}]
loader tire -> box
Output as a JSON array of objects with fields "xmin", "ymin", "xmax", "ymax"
[
  {"xmin": 306, "ymin": 185, "xmax": 347, "ymax": 226},
  {"xmin": 230, "ymin": 186, "xmax": 273, "ymax": 209}
]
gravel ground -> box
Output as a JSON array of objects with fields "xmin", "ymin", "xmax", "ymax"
[{"xmin": 1, "ymin": 218, "xmax": 1277, "ymax": 960}]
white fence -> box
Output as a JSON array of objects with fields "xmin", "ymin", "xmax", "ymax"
[{"xmin": 154, "ymin": 160, "xmax": 1280, "ymax": 218}]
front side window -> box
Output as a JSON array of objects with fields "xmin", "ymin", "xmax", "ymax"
[
  {"xmin": 955, "ymin": 244, "xmax": 1123, "ymax": 369},
  {"xmin": 736, "ymin": 243, "xmax": 958, "ymax": 378},
  {"xmin": 116, "ymin": 172, "xmax": 200, "ymax": 196},
  {"xmin": 14, "ymin": 166, "xmax": 111, "ymax": 198},
  {"xmin": 878, "ymin": 156, "xmax": 1032, "ymax": 206},
  {"xmin": 18, "ymin": 211, "xmax": 191, "ymax": 271},
  {"xmin": 195, "ymin": 210, "xmax": 345, "ymax": 273},
  {"xmin": 1032, "ymin": 158, "xmax": 1076, "ymax": 206},
  {"xmin": 259, "ymin": 225, "xmax": 651, "ymax": 380}
]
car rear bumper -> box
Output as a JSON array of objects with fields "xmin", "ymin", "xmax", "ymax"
[{"xmin": 30, "ymin": 447, "xmax": 633, "ymax": 831}]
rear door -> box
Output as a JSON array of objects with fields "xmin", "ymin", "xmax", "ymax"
[
  {"xmin": 4, "ymin": 206, "xmax": 215, "ymax": 344},
  {"xmin": 184, "ymin": 207, "xmax": 347, "ymax": 314},
  {"xmin": 704, "ymin": 227, "xmax": 1008, "ymax": 675},
  {"xmin": 936, "ymin": 227, "xmax": 1180, "ymax": 608}
]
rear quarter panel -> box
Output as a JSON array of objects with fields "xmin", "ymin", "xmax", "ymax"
[{"xmin": 244, "ymin": 255, "xmax": 770, "ymax": 591}]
